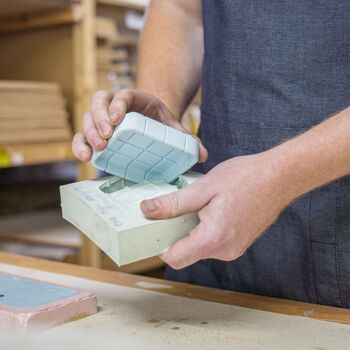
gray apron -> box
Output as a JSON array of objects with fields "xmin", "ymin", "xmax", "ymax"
[{"xmin": 166, "ymin": 0, "xmax": 350, "ymax": 308}]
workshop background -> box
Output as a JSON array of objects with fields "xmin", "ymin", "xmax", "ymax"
[{"xmin": 0, "ymin": 0, "xmax": 200, "ymax": 277}]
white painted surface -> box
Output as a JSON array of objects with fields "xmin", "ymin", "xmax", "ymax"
[{"xmin": 0, "ymin": 263, "xmax": 349, "ymax": 350}]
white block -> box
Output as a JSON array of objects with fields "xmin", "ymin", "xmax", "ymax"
[{"xmin": 60, "ymin": 172, "xmax": 202, "ymax": 266}]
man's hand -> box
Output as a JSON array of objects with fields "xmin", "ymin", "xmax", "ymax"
[
  {"xmin": 141, "ymin": 152, "xmax": 291, "ymax": 269},
  {"xmin": 71, "ymin": 89, "xmax": 208, "ymax": 163},
  {"xmin": 141, "ymin": 106, "xmax": 350, "ymax": 269}
]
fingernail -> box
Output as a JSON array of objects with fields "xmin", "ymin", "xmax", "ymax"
[
  {"xmin": 94, "ymin": 140, "xmax": 105, "ymax": 150},
  {"xmin": 100, "ymin": 121, "xmax": 111, "ymax": 137},
  {"xmin": 109, "ymin": 113, "xmax": 120, "ymax": 125},
  {"xmin": 80, "ymin": 151, "xmax": 89, "ymax": 160},
  {"xmin": 143, "ymin": 200, "xmax": 158, "ymax": 213}
]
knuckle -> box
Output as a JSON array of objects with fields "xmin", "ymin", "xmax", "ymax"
[
  {"xmin": 93, "ymin": 89, "xmax": 108, "ymax": 100},
  {"xmin": 83, "ymin": 112, "xmax": 91, "ymax": 122},
  {"xmin": 85, "ymin": 128, "xmax": 97, "ymax": 141},
  {"xmin": 200, "ymin": 242, "xmax": 217, "ymax": 257},
  {"xmin": 153, "ymin": 193, "xmax": 179, "ymax": 216},
  {"xmin": 72, "ymin": 132, "xmax": 82, "ymax": 145},
  {"xmin": 166, "ymin": 192, "xmax": 179, "ymax": 215},
  {"xmin": 165, "ymin": 259, "xmax": 183, "ymax": 270},
  {"xmin": 108, "ymin": 99, "xmax": 126, "ymax": 114},
  {"xmin": 119, "ymin": 89, "xmax": 134, "ymax": 102},
  {"xmin": 92, "ymin": 110, "xmax": 107, "ymax": 122},
  {"xmin": 206, "ymin": 225, "xmax": 227, "ymax": 248},
  {"xmin": 119, "ymin": 88, "xmax": 134, "ymax": 97},
  {"xmin": 223, "ymin": 249, "xmax": 244, "ymax": 262}
]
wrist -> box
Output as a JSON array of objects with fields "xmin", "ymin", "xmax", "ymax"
[{"xmin": 259, "ymin": 146, "xmax": 307, "ymax": 208}]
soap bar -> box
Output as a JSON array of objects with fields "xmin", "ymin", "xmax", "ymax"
[
  {"xmin": 0, "ymin": 273, "xmax": 97, "ymax": 332},
  {"xmin": 60, "ymin": 172, "xmax": 202, "ymax": 266},
  {"xmin": 91, "ymin": 112, "xmax": 199, "ymax": 183}
]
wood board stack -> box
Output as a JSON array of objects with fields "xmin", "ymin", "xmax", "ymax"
[
  {"xmin": 0, "ymin": 80, "xmax": 71, "ymax": 145},
  {"xmin": 96, "ymin": 16, "xmax": 136, "ymax": 90}
]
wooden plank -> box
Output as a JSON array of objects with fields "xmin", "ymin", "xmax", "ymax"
[
  {"xmin": 65, "ymin": 253, "xmax": 164, "ymax": 274},
  {"xmin": 0, "ymin": 5, "xmax": 83, "ymax": 34},
  {"xmin": 97, "ymin": 62, "xmax": 131, "ymax": 73},
  {"xmin": 96, "ymin": 46, "xmax": 129, "ymax": 62},
  {"xmin": 0, "ymin": 118, "xmax": 69, "ymax": 129},
  {"xmin": 0, "ymin": 141, "xmax": 74, "ymax": 167},
  {"xmin": 97, "ymin": 0, "xmax": 149, "ymax": 12},
  {"xmin": 97, "ymin": 34, "xmax": 138, "ymax": 47},
  {"xmin": 0, "ymin": 0, "xmax": 80, "ymax": 18},
  {"xmin": 0, "ymin": 108, "xmax": 67, "ymax": 119},
  {"xmin": 72, "ymin": 0, "xmax": 100, "ymax": 268},
  {"xmin": 95, "ymin": 16, "xmax": 118, "ymax": 39},
  {"xmin": 0, "ymin": 128, "xmax": 71, "ymax": 144},
  {"xmin": 0, "ymin": 252, "xmax": 350, "ymax": 325},
  {"xmin": 0, "ymin": 80, "xmax": 60, "ymax": 91},
  {"xmin": 0, "ymin": 94, "xmax": 66, "ymax": 108},
  {"xmin": 0, "ymin": 26, "xmax": 75, "ymax": 117}
]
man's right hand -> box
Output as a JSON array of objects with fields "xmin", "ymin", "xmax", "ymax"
[{"xmin": 72, "ymin": 89, "xmax": 208, "ymax": 163}]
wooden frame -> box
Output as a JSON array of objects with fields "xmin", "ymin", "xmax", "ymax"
[
  {"xmin": 1, "ymin": 252, "xmax": 350, "ymax": 325},
  {"xmin": 0, "ymin": 0, "xmax": 150, "ymax": 268}
]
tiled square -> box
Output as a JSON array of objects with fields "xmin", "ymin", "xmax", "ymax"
[
  {"xmin": 126, "ymin": 160, "xmax": 152, "ymax": 183},
  {"xmin": 147, "ymin": 141, "xmax": 173, "ymax": 156},
  {"xmin": 106, "ymin": 153, "xmax": 132, "ymax": 177},
  {"xmin": 128, "ymin": 132, "xmax": 153, "ymax": 149},
  {"xmin": 118, "ymin": 130, "xmax": 134, "ymax": 141},
  {"xmin": 137, "ymin": 151, "xmax": 162, "ymax": 165},
  {"xmin": 118, "ymin": 143, "xmax": 143, "ymax": 158},
  {"xmin": 145, "ymin": 167, "xmax": 167, "ymax": 182}
]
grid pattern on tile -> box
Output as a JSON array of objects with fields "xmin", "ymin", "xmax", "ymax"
[{"xmin": 101, "ymin": 129, "xmax": 195, "ymax": 183}]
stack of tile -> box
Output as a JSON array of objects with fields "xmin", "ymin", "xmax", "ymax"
[
  {"xmin": 0, "ymin": 80, "xmax": 71, "ymax": 145},
  {"xmin": 96, "ymin": 16, "xmax": 137, "ymax": 90}
]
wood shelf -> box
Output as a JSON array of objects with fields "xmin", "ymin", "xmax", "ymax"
[
  {"xmin": 97, "ymin": 0, "xmax": 149, "ymax": 11},
  {"xmin": 0, "ymin": 141, "xmax": 75, "ymax": 168},
  {"xmin": 0, "ymin": 4, "xmax": 83, "ymax": 34},
  {"xmin": 0, "ymin": 0, "xmax": 149, "ymax": 269},
  {"xmin": 0, "ymin": 0, "xmax": 80, "ymax": 18}
]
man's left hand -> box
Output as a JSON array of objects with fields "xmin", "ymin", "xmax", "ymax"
[{"xmin": 141, "ymin": 152, "xmax": 292, "ymax": 269}]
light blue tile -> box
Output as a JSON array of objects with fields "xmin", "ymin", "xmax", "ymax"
[
  {"xmin": 157, "ymin": 159, "xmax": 178, "ymax": 181},
  {"xmin": 118, "ymin": 143, "xmax": 143, "ymax": 158},
  {"xmin": 91, "ymin": 113, "xmax": 199, "ymax": 183},
  {"xmin": 108, "ymin": 139, "xmax": 123, "ymax": 152},
  {"xmin": 147, "ymin": 141, "xmax": 173, "ymax": 157},
  {"xmin": 145, "ymin": 167, "xmax": 167, "ymax": 182},
  {"xmin": 118, "ymin": 130, "xmax": 134, "ymax": 141},
  {"xmin": 106, "ymin": 153, "xmax": 132, "ymax": 177},
  {"xmin": 126, "ymin": 160, "xmax": 152, "ymax": 183},
  {"xmin": 91, "ymin": 148, "xmax": 114, "ymax": 172},
  {"xmin": 0, "ymin": 273, "xmax": 78, "ymax": 309},
  {"xmin": 137, "ymin": 151, "xmax": 162, "ymax": 165},
  {"xmin": 128, "ymin": 132, "xmax": 153, "ymax": 149}
]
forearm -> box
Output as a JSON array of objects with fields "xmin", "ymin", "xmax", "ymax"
[
  {"xmin": 136, "ymin": 0, "xmax": 203, "ymax": 119},
  {"xmin": 267, "ymin": 107, "xmax": 350, "ymax": 203}
]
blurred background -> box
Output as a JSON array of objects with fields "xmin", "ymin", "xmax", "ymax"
[{"xmin": 0, "ymin": 0, "xmax": 200, "ymax": 277}]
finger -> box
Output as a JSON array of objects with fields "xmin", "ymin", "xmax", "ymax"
[
  {"xmin": 108, "ymin": 89, "xmax": 144, "ymax": 125},
  {"xmin": 108, "ymin": 89, "xmax": 165, "ymax": 125},
  {"xmin": 82, "ymin": 112, "xmax": 107, "ymax": 151},
  {"xmin": 161, "ymin": 220, "xmax": 215, "ymax": 269},
  {"xmin": 140, "ymin": 179, "xmax": 211, "ymax": 219},
  {"xmin": 198, "ymin": 142, "xmax": 208, "ymax": 163},
  {"xmin": 90, "ymin": 90, "xmax": 114, "ymax": 139},
  {"xmin": 72, "ymin": 132, "xmax": 92, "ymax": 161}
]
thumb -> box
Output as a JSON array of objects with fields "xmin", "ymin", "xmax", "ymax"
[{"xmin": 140, "ymin": 180, "xmax": 209, "ymax": 219}]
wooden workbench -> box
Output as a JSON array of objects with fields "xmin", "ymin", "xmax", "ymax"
[{"xmin": 0, "ymin": 252, "xmax": 349, "ymax": 349}]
